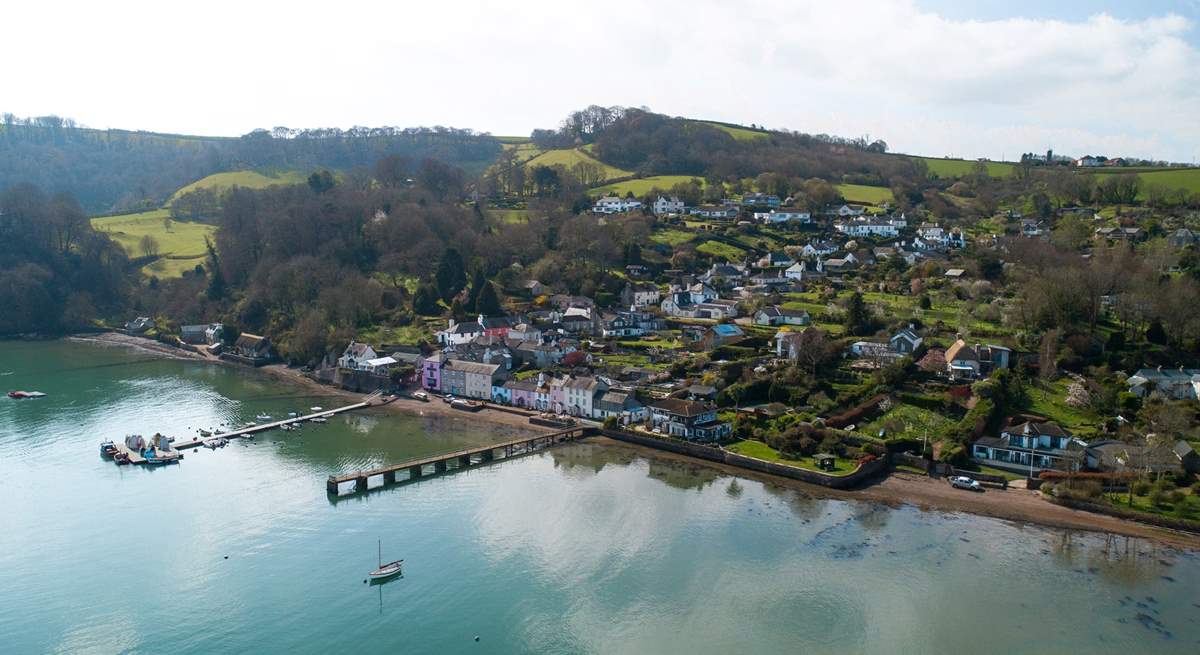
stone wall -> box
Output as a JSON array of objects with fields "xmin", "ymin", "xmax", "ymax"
[{"xmin": 596, "ymin": 429, "xmax": 888, "ymax": 489}]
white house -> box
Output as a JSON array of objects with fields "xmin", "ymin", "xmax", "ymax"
[
  {"xmin": 363, "ymin": 356, "xmax": 398, "ymax": 376},
  {"xmin": 689, "ymin": 205, "xmax": 739, "ymax": 220},
  {"xmin": 562, "ymin": 375, "xmax": 608, "ymax": 417},
  {"xmin": 889, "ymin": 327, "xmax": 923, "ymax": 354},
  {"xmin": 835, "ymin": 220, "xmax": 898, "ymax": 238},
  {"xmin": 1126, "ymin": 366, "xmax": 1200, "ymax": 400},
  {"xmin": 802, "ymin": 241, "xmax": 838, "ymax": 258},
  {"xmin": 652, "ymin": 196, "xmax": 685, "ymax": 215},
  {"xmin": 621, "ymin": 283, "xmax": 662, "ymax": 308},
  {"xmin": 754, "ymin": 306, "xmax": 811, "ymax": 327},
  {"xmin": 593, "ymin": 196, "xmax": 643, "ymax": 214},
  {"xmin": 755, "ymin": 210, "xmax": 812, "ymax": 224},
  {"xmin": 338, "ymin": 341, "xmax": 379, "ymax": 370}
]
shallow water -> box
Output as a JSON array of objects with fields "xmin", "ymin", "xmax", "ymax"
[{"xmin": 1, "ymin": 340, "xmax": 1198, "ymax": 654}]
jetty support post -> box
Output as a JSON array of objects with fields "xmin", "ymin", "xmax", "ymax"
[
  {"xmin": 326, "ymin": 476, "xmax": 340, "ymax": 495},
  {"xmin": 434, "ymin": 460, "xmax": 447, "ymax": 473},
  {"xmin": 354, "ymin": 476, "xmax": 368, "ymax": 494},
  {"xmin": 409, "ymin": 465, "xmax": 423, "ymax": 479},
  {"xmin": 383, "ymin": 470, "xmax": 396, "ymax": 485},
  {"xmin": 458, "ymin": 454, "xmax": 471, "ymax": 467}
]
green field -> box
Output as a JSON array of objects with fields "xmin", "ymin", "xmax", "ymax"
[
  {"xmin": 489, "ymin": 209, "xmax": 531, "ymax": 224},
  {"xmin": 650, "ymin": 228, "xmax": 696, "ymax": 247},
  {"xmin": 169, "ymin": 170, "xmax": 307, "ymax": 204},
  {"xmin": 836, "ymin": 183, "xmax": 894, "ymax": 205},
  {"xmin": 860, "ymin": 403, "xmax": 953, "ymax": 441},
  {"xmin": 697, "ymin": 121, "xmax": 770, "ymax": 141},
  {"xmin": 91, "ymin": 209, "xmax": 217, "ymax": 277},
  {"xmin": 590, "ymin": 175, "xmax": 703, "ymax": 197},
  {"xmin": 696, "ymin": 240, "xmax": 746, "ymax": 261},
  {"xmin": 725, "ymin": 440, "xmax": 857, "ymax": 475},
  {"xmin": 909, "ymin": 156, "xmax": 1014, "ymax": 178},
  {"xmin": 523, "ymin": 148, "xmax": 630, "ymax": 181},
  {"xmin": 1091, "ymin": 167, "xmax": 1200, "ymax": 197}
]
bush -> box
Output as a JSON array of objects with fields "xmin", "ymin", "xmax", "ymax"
[
  {"xmin": 1131, "ymin": 479, "xmax": 1152, "ymax": 496},
  {"xmin": 1149, "ymin": 488, "xmax": 1167, "ymax": 507},
  {"xmin": 1056, "ymin": 480, "xmax": 1103, "ymax": 500}
]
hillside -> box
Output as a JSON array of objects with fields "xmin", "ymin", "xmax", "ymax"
[
  {"xmin": 523, "ymin": 147, "xmax": 631, "ymax": 181},
  {"xmin": 91, "ymin": 209, "xmax": 216, "ymax": 278},
  {"xmin": 0, "ymin": 118, "xmax": 500, "ymax": 213},
  {"xmin": 168, "ymin": 170, "xmax": 308, "ymax": 204},
  {"xmin": 906, "ymin": 155, "xmax": 1015, "ymax": 178}
]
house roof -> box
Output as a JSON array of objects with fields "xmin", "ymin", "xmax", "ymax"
[
  {"xmin": 651, "ymin": 397, "xmax": 714, "ymax": 417},
  {"xmin": 235, "ymin": 333, "xmax": 267, "ymax": 348},
  {"xmin": 446, "ymin": 360, "xmax": 502, "ymax": 376},
  {"xmin": 710, "ymin": 324, "xmax": 744, "ymax": 337},
  {"xmin": 365, "ymin": 356, "xmax": 397, "ymax": 367},
  {"xmin": 1004, "ymin": 420, "xmax": 1071, "ymax": 439},
  {"xmin": 891, "ymin": 328, "xmax": 921, "ymax": 344},
  {"xmin": 343, "ymin": 341, "xmax": 374, "ymax": 358}
]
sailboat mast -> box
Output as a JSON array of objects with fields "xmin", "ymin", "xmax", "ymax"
[{"xmin": 378, "ymin": 539, "xmax": 382, "ymax": 567}]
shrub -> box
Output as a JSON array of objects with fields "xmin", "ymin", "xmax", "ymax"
[
  {"xmin": 1056, "ymin": 480, "xmax": 1103, "ymax": 500},
  {"xmin": 1131, "ymin": 479, "xmax": 1152, "ymax": 496},
  {"xmin": 1149, "ymin": 488, "xmax": 1167, "ymax": 507}
]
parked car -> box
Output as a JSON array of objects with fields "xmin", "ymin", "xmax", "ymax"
[{"xmin": 949, "ymin": 476, "xmax": 982, "ymax": 492}]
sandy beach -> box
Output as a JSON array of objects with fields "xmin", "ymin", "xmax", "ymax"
[{"xmin": 71, "ymin": 331, "xmax": 1200, "ymax": 550}]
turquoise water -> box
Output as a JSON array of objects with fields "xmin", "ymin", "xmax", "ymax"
[{"xmin": 1, "ymin": 340, "xmax": 1199, "ymax": 654}]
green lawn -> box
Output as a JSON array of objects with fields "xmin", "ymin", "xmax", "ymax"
[
  {"xmin": 168, "ymin": 170, "xmax": 306, "ymax": 203},
  {"xmin": 355, "ymin": 321, "xmax": 439, "ymax": 346},
  {"xmin": 590, "ymin": 175, "xmax": 704, "ymax": 197},
  {"xmin": 860, "ymin": 403, "xmax": 953, "ymax": 440},
  {"xmin": 836, "ymin": 183, "xmax": 893, "ymax": 205},
  {"xmin": 1104, "ymin": 490, "xmax": 1200, "ymax": 522},
  {"xmin": 1021, "ymin": 378, "xmax": 1101, "ymax": 438},
  {"xmin": 725, "ymin": 440, "xmax": 857, "ymax": 475},
  {"xmin": 908, "ymin": 155, "xmax": 1014, "ymax": 178},
  {"xmin": 524, "ymin": 147, "xmax": 631, "ymax": 181},
  {"xmin": 696, "ymin": 121, "xmax": 770, "ymax": 141},
  {"xmin": 651, "ymin": 228, "xmax": 697, "ymax": 247},
  {"xmin": 696, "ymin": 240, "xmax": 746, "ymax": 261},
  {"xmin": 91, "ymin": 209, "xmax": 217, "ymax": 277}
]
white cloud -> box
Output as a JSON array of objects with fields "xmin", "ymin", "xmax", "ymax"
[{"xmin": 1, "ymin": 0, "xmax": 1196, "ymax": 161}]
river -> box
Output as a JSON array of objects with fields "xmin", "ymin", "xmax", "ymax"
[{"xmin": 1, "ymin": 339, "xmax": 1198, "ymax": 654}]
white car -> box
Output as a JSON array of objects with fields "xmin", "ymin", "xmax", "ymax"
[{"xmin": 950, "ymin": 476, "xmax": 982, "ymax": 492}]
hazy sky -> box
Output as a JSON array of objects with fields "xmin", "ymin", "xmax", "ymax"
[{"xmin": 4, "ymin": 0, "xmax": 1199, "ymax": 162}]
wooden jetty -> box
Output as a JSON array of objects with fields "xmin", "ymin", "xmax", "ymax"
[
  {"xmin": 327, "ymin": 426, "xmax": 590, "ymax": 496},
  {"xmin": 109, "ymin": 391, "xmax": 388, "ymax": 466}
]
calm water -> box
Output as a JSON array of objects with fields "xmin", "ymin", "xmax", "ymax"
[{"xmin": 1, "ymin": 340, "xmax": 1199, "ymax": 654}]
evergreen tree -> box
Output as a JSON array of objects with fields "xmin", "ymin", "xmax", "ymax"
[
  {"xmin": 204, "ymin": 237, "xmax": 225, "ymax": 301},
  {"xmin": 466, "ymin": 268, "xmax": 486, "ymax": 311},
  {"xmin": 475, "ymin": 281, "xmax": 501, "ymax": 315},
  {"xmin": 434, "ymin": 247, "xmax": 466, "ymax": 301},
  {"xmin": 843, "ymin": 291, "xmax": 870, "ymax": 336},
  {"xmin": 412, "ymin": 282, "xmax": 440, "ymax": 316},
  {"xmin": 449, "ymin": 297, "xmax": 466, "ymax": 322}
]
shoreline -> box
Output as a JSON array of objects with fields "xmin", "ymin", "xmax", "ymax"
[{"xmin": 64, "ymin": 332, "xmax": 1200, "ymax": 551}]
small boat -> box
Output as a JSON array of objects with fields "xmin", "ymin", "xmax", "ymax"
[
  {"xmin": 114, "ymin": 451, "xmax": 131, "ymax": 465},
  {"xmin": 368, "ymin": 539, "xmax": 403, "ymax": 582},
  {"xmin": 288, "ymin": 412, "xmax": 299, "ymax": 418},
  {"xmin": 143, "ymin": 446, "xmax": 181, "ymax": 465},
  {"xmin": 203, "ymin": 437, "xmax": 228, "ymax": 449},
  {"xmin": 199, "ymin": 429, "xmax": 212, "ymax": 437},
  {"xmin": 309, "ymin": 417, "xmax": 328, "ymax": 423},
  {"xmin": 7, "ymin": 390, "xmax": 47, "ymax": 399},
  {"xmin": 255, "ymin": 413, "xmax": 272, "ymax": 421},
  {"xmin": 99, "ymin": 440, "xmax": 118, "ymax": 457},
  {"xmin": 245, "ymin": 422, "xmax": 257, "ymax": 427},
  {"xmin": 310, "ymin": 406, "xmax": 323, "ymax": 412}
]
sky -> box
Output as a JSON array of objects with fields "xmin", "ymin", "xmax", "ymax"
[{"xmin": 3, "ymin": 0, "xmax": 1199, "ymax": 163}]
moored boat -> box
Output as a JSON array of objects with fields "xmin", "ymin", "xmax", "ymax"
[
  {"xmin": 368, "ymin": 539, "xmax": 403, "ymax": 582},
  {"xmin": 99, "ymin": 440, "xmax": 118, "ymax": 457},
  {"xmin": 255, "ymin": 413, "xmax": 272, "ymax": 421},
  {"xmin": 7, "ymin": 390, "xmax": 47, "ymax": 399}
]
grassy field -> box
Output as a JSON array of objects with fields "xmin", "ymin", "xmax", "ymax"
[
  {"xmin": 651, "ymin": 228, "xmax": 698, "ymax": 247},
  {"xmin": 696, "ymin": 240, "xmax": 746, "ymax": 261},
  {"xmin": 91, "ymin": 209, "xmax": 217, "ymax": 277},
  {"xmin": 356, "ymin": 321, "xmax": 439, "ymax": 346},
  {"xmin": 836, "ymin": 183, "xmax": 894, "ymax": 205},
  {"xmin": 589, "ymin": 175, "xmax": 703, "ymax": 197},
  {"xmin": 1021, "ymin": 378, "xmax": 1101, "ymax": 439},
  {"xmin": 523, "ymin": 148, "xmax": 630, "ymax": 181},
  {"xmin": 909, "ymin": 156, "xmax": 1014, "ymax": 178},
  {"xmin": 1091, "ymin": 167, "xmax": 1200, "ymax": 197},
  {"xmin": 725, "ymin": 440, "xmax": 857, "ymax": 475},
  {"xmin": 489, "ymin": 209, "xmax": 531, "ymax": 224},
  {"xmin": 696, "ymin": 121, "xmax": 770, "ymax": 141},
  {"xmin": 860, "ymin": 403, "xmax": 953, "ymax": 440},
  {"xmin": 168, "ymin": 170, "xmax": 307, "ymax": 204}
]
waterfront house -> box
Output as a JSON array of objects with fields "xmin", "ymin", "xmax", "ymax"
[
  {"xmin": 972, "ymin": 421, "xmax": 1086, "ymax": 474},
  {"xmin": 562, "ymin": 375, "xmax": 608, "ymax": 417},
  {"xmin": 649, "ymin": 398, "xmax": 731, "ymax": 442},
  {"xmin": 502, "ymin": 378, "xmax": 537, "ymax": 408},
  {"xmin": 1086, "ymin": 439, "xmax": 1200, "ymax": 476},
  {"xmin": 230, "ymin": 333, "xmax": 272, "ymax": 364},
  {"xmin": 124, "ymin": 316, "xmax": 155, "ymax": 334},
  {"xmin": 594, "ymin": 391, "xmax": 647, "ymax": 424},
  {"xmin": 417, "ymin": 351, "xmax": 445, "ymax": 391},
  {"xmin": 337, "ymin": 341, "xmax": 379, "ymax": 370},
  {"xmin": 362, "ymin": 356, "xmax": 398, "ymax": 376},
  {"xmin": 442, "ymin": 359, "xmax": 507, "ymax": 399}
]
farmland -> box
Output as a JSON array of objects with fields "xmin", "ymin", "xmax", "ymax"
[
  {"xmin": 696, "ymin": 121, "xmax": 770, "ymax": 141},
  {"xmin": 91, "ymin": 209, "xmax": 216, "ymax": 277},
  {"xmin": 908, "ymin": 156, "xmax": 1015, "ymax": 178},
  {"xmin": 590, "ymin": 175, "xmax": 704, "ymax": 197},
  {"xmin": 1091, "ymin": 167, "xmax": 1200, "ymax": 197},
  {"xmin": 168, "ymin": 170, "xmax": 307, "ymax": 203},
  {"xmin": 695, "ymin": 240, "xmax": 746, "ymax": 261}
]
